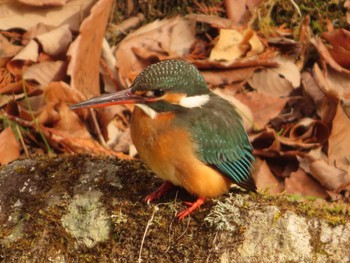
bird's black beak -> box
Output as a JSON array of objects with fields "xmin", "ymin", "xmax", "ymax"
[{"xmin": 70, "ymin": 88, "xmax": 154, "ymax": 110}]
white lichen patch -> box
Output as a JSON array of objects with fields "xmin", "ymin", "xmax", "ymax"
[
  {"xmin": 204, "ymin": 194, "xmax": 252, "ymax": 232},
  {"xmin": 317, "ymin": 221, "xmax": 350, "ymax": 262},
  {"xmin": 61, "ymin": 191, "xmax": 111, "ymax": 248},
  {"xmin": 238, "ymin": 208, "xmax": 312, "ymax": 262}
]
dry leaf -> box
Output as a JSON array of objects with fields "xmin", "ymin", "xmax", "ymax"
[
  {"xmin": 10, "ymin": 40, "xmax": 39, "ymax": 62},
  {"xmin": 68, "ymin": 0, "xmax": 114, "ymax": 97},
  {"xmin": 0, "ymin": 0, "xmax": 95, "ymax": 31},
  {"xmin": 311, "ymin": 36, "xmax": 350, "ymax": 74},
  {"xmin": 248, "ymin": 56, "xmax": 300, "ymax": 96},
  {"xmin": 186, "ymin": 14, "xmax": 237, "ymax": 29},
  {"xmin": 346, "ymin": 0, "xmax": 350, "ymax": 24},
  {"xmin": 201, "ymin": 67, "xmax": 256, "ymax": 86},
  {"xmin": 301, "ymin": 71, "xmax": 324, "ymax": 105},
  {"xmin": 235, "ymin": 91, "xmax": 288, "ymax": 130},
  {"xmin": 328, "ymin": 102, "xmax": 350, "ymax": 172},
  {"xmin": 18, "ymin": 0, "xmax": 68, "ymax": 6},
  {"xmin": 0, "ymin": 127, "xmax": 20, "ymax": 165},
  {"xmin": 35, "ymin": 24, "xmax": 72, "ymax": 57},
  {"xmin": 169, "ymin": 19, "xmax": 196, "ymax": 56},
  {"xmin": 24, "ymin": 61, "xmax": 66, "ymax": 86},
  {"xmin": 209, "ymin": 28, "xmax": 264, "ymax": 62},
  {"xmin": 321, "ymin": 29, "xmax": 350, "ymax": 68},
  {"xmin": 22, "ymin": 23, "xmax": 56, "ymax": 45},
  {"xmin": 285, "ymin": 168, "xmax": 329, "ymax": 198},
  {"xmin": 253, "ymin": 158, "xmax": 284, "ymax": 194},
  {"xmin": 283, "ymin": 118, "xmax": 329, "ymax": 145},
  {"xmin": 0, "ymin": 34, "xmax": 23, "ymax": 59},
  {"xmin": 114, "ymin": 17, "xmax": 179, "ymax": 88}
]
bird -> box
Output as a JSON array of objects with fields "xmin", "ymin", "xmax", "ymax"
[{"xmin": 70, "ymin": 59, "xmax": 255, "ymax": 220}]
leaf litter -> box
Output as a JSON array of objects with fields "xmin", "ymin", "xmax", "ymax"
[{"xmin": 0, "ymin": 0, "xmax": 350, "ymax": 205}]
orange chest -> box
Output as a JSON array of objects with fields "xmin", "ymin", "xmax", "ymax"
[
  {"xmin": 130, "ymin": 106, "xmax": 176, "ymax": 151},
  {"xmin": 130, "ymin": 106, "xmax": 191, "ymax": 184}
]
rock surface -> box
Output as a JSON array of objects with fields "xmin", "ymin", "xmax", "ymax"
[{"xmin": 0, "ymin": 155, "xmax": 349, "ymax": 262}]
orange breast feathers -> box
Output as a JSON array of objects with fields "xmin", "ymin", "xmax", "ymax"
[{"xmin": 130, "ymin": 106, "xmax": 232, "ymax": 198}]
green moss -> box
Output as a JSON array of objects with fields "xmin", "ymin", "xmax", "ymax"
[{"xmin": 253, "ymin": 0, "xmax": 349, "ymax": 37}]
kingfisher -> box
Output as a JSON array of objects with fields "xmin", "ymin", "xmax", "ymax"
[{"xmin": 70, "ymin": 60, "xmax": 255, "ymax": 220}]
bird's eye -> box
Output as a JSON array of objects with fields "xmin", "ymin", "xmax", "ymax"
[{"xmin": 152, "ymin": 89, "xmax": 165, "ymax": 97}]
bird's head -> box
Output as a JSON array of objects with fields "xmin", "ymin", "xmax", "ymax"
[{"xmin": 70, "ymin": 60, "xmax": 211, "ymax": 115}]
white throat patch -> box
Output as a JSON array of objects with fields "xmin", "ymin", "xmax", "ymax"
[
  {"xmin": 136, "ymin": 104, "xmax": 158, "ymax": 119},
  {"xmin": 179, "ymin": 94, "xmax": 210, "ymax": 108}
]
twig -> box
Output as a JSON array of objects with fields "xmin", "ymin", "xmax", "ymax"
[
  {"xmin": 138, "ymin": 206, "xmax": 158, "ymax": 263},
  {"xmin": 16, "ymin": 124, "xmax": 29, "ymax": 158},
  {"xmin": 89, "ymin": 108, "xmax": 107, "ymax": 147}
]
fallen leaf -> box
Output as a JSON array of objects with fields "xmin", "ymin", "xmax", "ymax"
[
  {"xmin": 201, "ymin": 66, "xmax": 256, "ymax": 86},
  {"xmin": 114, "ymin": 17, "xmax": 179, "ymax": 88},
  {"xmin": 311, "ymin": 36, "xmax": 350, "ymax": 74},
  {"xmin": 301, "ymin": 71, "xmax": 324, "ymax": 106},
  {"xmin": 169, "ymin": 19, "xmax": 196, "ymax": 56},
  {"xmin": 186, "ymin": 14, "xmax": 237, "ymax": 29},
  {"xmin": 321, "ymin": 29, "xmax": 350, "ymax": 68},
  {"xmin": 248, "ymin": 56, "xmax": 300, "ymax": 96},
  {"xmin": 283, "ymin": 118, "xmax": 329, "ymax": 145},
  {"xmin": 235, "ymin": 91, "xmax": 288, "ymax": 130},
  {"xmin": 209, "ymin": 28, "xmax": 264, "ymax": 62},
  {"xmin": 312, "ymin": 64, "xmax": 350, "ymax": 100},
  {"xmin": 285, "ymin": 168, "xmax": 329, "ymax": 198},
  {"xmin": 253, "ymin": 158, "xmax": 284, "ymax": 194},
  {"xmin": 0, "ymin": 34, "xmax": 23, "ymax": 59},
  {"xmin": 346, "ymin": 0, "xmax": 350, "ymax": 24},
  {"xmin": 0, "ymin": 0, "xmax": 95, "ymax": 31},
  {"xmin": 18, "ymin": 0, "xmax": 68, "ymax": 6},
  {"xmin": 68, "ymin": 0, "xmax": 114, "ymax": 97},
  {"xmin": 35, "ymin": 24, "xmax": 72, "ymax": 57},
  {"xmin": 24, "ymin": 61, "xmax": 66, "ymax": 86},
  {"xmin": 328, "ymin": 102, "xmax": 350, "ymax": 172},
  {"xmin": 0, "ymin": 127, "xmax": 20, "ymax": 165}
]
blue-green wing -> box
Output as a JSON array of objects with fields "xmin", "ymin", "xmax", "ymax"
[{"xmin": 182, "ymin": 95, "xmax": 255, "ymax": 191}]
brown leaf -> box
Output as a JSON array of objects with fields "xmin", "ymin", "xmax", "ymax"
[
  {"xmin": 311, "ymin": 36, "xmax": 350, "ymax": 74},
  {"xmin": 235, "ymin": 91, "xmax": 288, "ymax": 130},
  {"xmin": 114, "ymin": 17, "xmax": 181, "ymax": 88},
  {"xmin": 321, "ymin": 29, "xmax": 350, "ymax": 68},
  {"xmin": 35, "ymin": 24, "xmax": 72, "ymax": 57},
  {"xmin": 22, "ymin": 23, "xmax": 56, "ymax": 45},
  {"xmin": 283, "ymin": 118, "xmax": 329, "ymax": 145},
  {"xmin": 68, "ymin": 0, "xmax": 114, "ymax": 97},
  {"xmin": 285, "ymin": 168, "xmax": 329, "ymax": 198},
  {"xmin": 209, "ymin": 28, "xmax": 264, "ymax": 62},
  {"xmin": 201, "ymin": 67, "xmax": 256, "ymax": 86},
  {"xmin": 0, "ymin": 0, "xmax": 95, "ymax": 31},
  {"xmin": 0, "ymin": 34, "xmax": 23, "ymax": 59},
  {"xmin": 186, "ymin": 14, "xmax": 237, "ymax": 29},
  {"xmin": 328, "ymin": 102, "xmax": 350, "ymax": 172},
  {"xmin": 313, "ymin": 64, "xmax": 350, "ymax": 100},
  {"xmin": 248, "ymin": 56, "xmax": 301, "ymax": 96},
  {"xmin": 301, "ymin": 71, "xmax": 324, "ymax": 105},
  {"xmin": 24, "ymin": 61, "xmax": 66, "ymax": 86},
  {"xmin": 0, "ymin": 127, "xmax": 20, "ymax": 165},
  {"xmin": 253, "ymin": 158, "xmax": 284, "ymax": 194},
  {"xmin": 18, "ymin": 0, "xmax": 68, "ymax": 7}
]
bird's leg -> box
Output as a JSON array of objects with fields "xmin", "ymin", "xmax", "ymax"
[
  {"xmin": 177, "ymin": 197, "xmax": 205, "ymax": 220},
  {"xmin": 144, "ymin": 181, "xmax": 174, "ymax": 204}
]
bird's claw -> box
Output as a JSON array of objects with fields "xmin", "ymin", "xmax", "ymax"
[
  {"xmin": 144, "ymin": 181, "xmax": 174, "ymax": 204},
  {"xmin": 177, "ymin": 197, "xmax": 205, "ymax": 220}
]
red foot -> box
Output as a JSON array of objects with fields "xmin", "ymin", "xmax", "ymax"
[
  {"xmin": 177, "ymin": 197, "xmax": 206, "ymax": 220},
  {"xmin": 144, "ymin": 181, "xmax": 174, "ymax": 203}
]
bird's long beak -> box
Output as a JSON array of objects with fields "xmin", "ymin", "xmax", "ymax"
[{"xmin": 70, "ymin": 88, "xmax": 153, "ymax": 110}]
